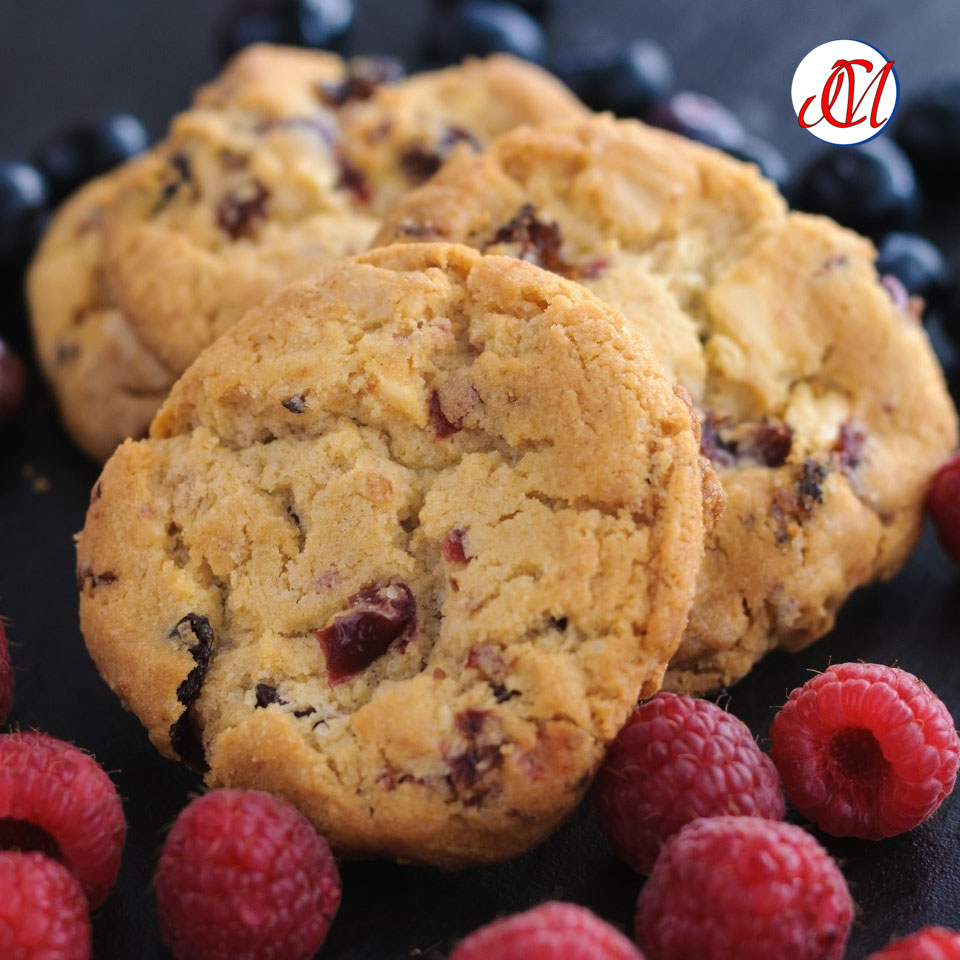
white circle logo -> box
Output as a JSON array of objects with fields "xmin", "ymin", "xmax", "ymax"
[{"xmin": 791, "ymin": 39, "xmax": 899, "ymax": 145}]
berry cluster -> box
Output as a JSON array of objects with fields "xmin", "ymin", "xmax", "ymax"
[
  {"xmin": 0, "ymin": 726, "xmax": 341, "ymax": 960},
  {"xmin": 0, "ymin": 732, "xmax": 124, "ymax": 960},
  {"xmin": 450, "ymin": 663, "xmax": 959, "ymax": 960}
]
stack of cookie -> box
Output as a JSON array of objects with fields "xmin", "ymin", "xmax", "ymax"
[{"xmin": 34, "ymin": 45, "xmax": 956, "ymax": 867}]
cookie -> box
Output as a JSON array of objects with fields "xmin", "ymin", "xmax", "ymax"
[
  {"xmin": 374, "ymin": 115, "xmax": 959, "ymax": 693},
  {"xmin": 28, "ymin": 45, "xmax": 587, "ymax": 462},
  {"xmin": 76, "ymin": 243, "xmax": 718, "ymax": 866}
]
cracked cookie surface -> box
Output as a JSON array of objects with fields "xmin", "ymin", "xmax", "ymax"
[
  {"xmin": 28, "ymin": 44, "xmax": 586, "ymax": 462},
  {"xmin": 374, "ymin": 115, "xmax": 959, "ymax": 693},
  {"xmin": 76, "ymin": 243, "xmax": 715, "ymax": 866}
]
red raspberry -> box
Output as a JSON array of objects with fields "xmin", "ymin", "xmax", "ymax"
[
  {"xmin": 867, "ymin": 928, "xmax": 960, "ymax": 959},
  {"xmin": 635, "ymin": 816, "xmax": 852, "ymax": 960},
  {"xmin": 0, "ymin": 732, "xmax": 125, "ymax": 907},
  {"xmin": 451, "ymin": 901, "xmax": 644, "ymax": 960},
  {"xmin": 927, "ymin": 453, "xmax": 960, "ymax": 564},
  {"xmin": 595, "ymin": 692, "xmax": 784, "ymax": 873},
  {"xmin": 0, "ymin": 622, "xmax": 12, "ymax": 723},
  {"xmin": 770, "ymin": 663, "xmax": 959, "ymax": 838},
  {"xmin": 0, "ymin": 851, "xmax": 91, "ymax": 960},
  {"xmin": 155, "ymin": 789, "xmax": 341, "ymax": 960}
]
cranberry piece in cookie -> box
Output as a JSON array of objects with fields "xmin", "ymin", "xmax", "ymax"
[{"xmin": 315, "ymin": 582, "xmax": 416, "ymax": 684}]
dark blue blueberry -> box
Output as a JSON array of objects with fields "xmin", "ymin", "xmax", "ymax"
[
  {"xmin": 0, "ymin": 161, "xmax": 49, "ymax": 265},
  {"xmin": 876, "ymin": 232, "xmax": 950, "ymax": 305},
  {"xmin": 216, "ymin": 0, "xmax": 353, "ymax": 62},
  {"xmin": 32, "ymin": 114, "xmax": 148, "ymax": 203},
  {"xmin": 724, "ymin": 135, "xmax": 790, "ymax": 191},
  {"xmin": 645, "ymin": 91, "xmax": 746, "ymax": 151},
  {"xmin": 433, "ymin": 0, "xmax": 564, "ymax": 18},
  {"xmin": 423, "ymin": 2, "xmax": 548, "ymax": 66},
  {"xmin": 895, "ymin": 80, "xmax": 960, "ymax": 192},
  {"xmin": 552, "ymin": 38, "xmax": 673, "ymax": 116},
  {"xmin": 791, "ymin": 139, "xmax": 920, "ymax": 238}
]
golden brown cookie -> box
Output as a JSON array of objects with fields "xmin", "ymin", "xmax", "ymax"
[
  {"xmin": 28, "ymin": 45, "xmax": 587, "ymax": 461},
  {"xmin": 374, "ymin": 115, "xmax": 959, "ymax": 693},
  {"xmin": 76, "ymin": 243, "xmax": 716, "ymax": 866}
]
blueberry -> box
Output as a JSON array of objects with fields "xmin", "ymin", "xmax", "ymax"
[
  {"xmin": 724, "ymin": 136, "xmax": 790, "ymax": 191},
  {"xmin": 791, "ymin": 139, "xmax": 920, "ymax": 238},
  {"xmin": 32, "ymin": 114, "xmax": 148, "ymax": 203},
  {"xmin": 875, "ymin": 232, "xmax": 951, "ymax": 305},
  {"xmin": 645, "ymin": 91, "xmax": 746, "ymax": 151},
  {"xmin": 433, "ymin": 0, "xmax": 565, "ymax": 21},
  {"xmin": 423, "ymin": 1, "xmax": 548, "ymax": 66},
  {"xmin": 216, "ymin": 0, "xmax": 353, "ymax": 62},
  {"xmin": 895, "ymin": 80, "xmax": 960, "ymax": 192},
  {"xmin": 552, "ymin": 38, "xmax": 673, "ymax": 116},
  {"xmin": 0, "ymin": 162, "xmax": 49, "ymax": 265}
]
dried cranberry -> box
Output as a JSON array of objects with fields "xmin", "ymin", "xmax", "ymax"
[
  {"xmin": 456, "ymin": 709, "xmax": 490, "ymax": 738},
  {"xmin": 429, "ymin": 390, "xmax": 461, "ymax": 439},
  {"xmin": 700, "ymin": 414, "xmax": 792, "ymax": 468},
  {"xmin": 216, "ymin": 181, "xmax": 270, "ymax": 239},
  {"xmin": 699, "ymin": 412, "xmax": 737, "ymax": 468},
  {"xmin": 317, "ymin": 55, "xmax": 405, "ymax": 106},
  {"xmin": 0, "ymin": 341, "xmax": 27, "ymax": 432},
  {"xmin": 446, "ymin": 709, "xmax": 504, "ymax": 805},
  {"xmin": 440, "ymin": 528, "xmax": 470, "ymax": 565},
  {"xmin": 833, "ymin": 421, "xmax": 867, "ymax": 473},
  {"xmin": 466, "ymin": 644, "xmax": 507, "ymax": 680},
  {"xmin": 315, "ymin": 582, "xmax": 416, "ymax": 684},
  {"xmin": 486, "ymin": 203, "xmax": 569, "ymax": 275},
  {"xmin": 399, "ymin": 146, "xmax": 443, "ymax": 185},
  {"xmin": 746, "ymin": 422, "xmax": 793, "ymax": 468},
  {"xmin": 577, "ymin": 255, "xmax": 613, "ymax": 280},
  {"xmin": 335, "ymin": 152, "xmax": 371, "ymax": 204},
  {"xmin": 400, "ymin": 127, "xmax": 478, "ymax": 185}
]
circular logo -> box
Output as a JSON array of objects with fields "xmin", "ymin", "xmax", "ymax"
[{"xmin": 791, "ymin": 39, "xmax": 899, "ymax": 145}]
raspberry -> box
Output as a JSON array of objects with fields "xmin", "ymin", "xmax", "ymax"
[
  {"xmin": 450, "ymin": 901, "xmax": 644, "ymax": 960},
  {"xmin": 867, "ymin": 928, "xmax": 960, "ymax": 959},
  {"xmin": 0, "ymin": 851, "xmax": 91, "ymax": 960},
  {"xmin": 770, "ymin": 663, "xmax": 959, "ymax": 838},
  {"xmin": 0, "ymin": 732, "xmax": 126, "ymax": 907},
  {"xmin": 595, "ymin": 693, "xmax": 784, "ymax": 873},
  {"xmin": 928, "ymin": 453, "xmax": 960, "ymax": 564},
  {"xmin": 155, "ymin": 789, "xmax": 341, "ymax": 960},
  {"xmin": 635, "ymin": 817, "xmax": 852, "ymax": 960},
  {"xmin": 0, "ymin": 622, "xmax": 12, "ymax": 724}
]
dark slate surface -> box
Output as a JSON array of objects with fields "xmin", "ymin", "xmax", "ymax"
[{"xmin": 1, "ymin": 1, "xmax": 959, "ymax": 957}]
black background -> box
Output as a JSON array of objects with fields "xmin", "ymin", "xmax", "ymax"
[{"xmin": 1, "ymin": 1, "xmax": 960, "ymax": 957}]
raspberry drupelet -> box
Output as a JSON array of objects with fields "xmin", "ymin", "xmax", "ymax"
[
  {"xmin": 635, "ymin": 816, "xmax": 853, "ymax": 960},
  {"xmin": 770, "ymin": 663, "xmax": 959, "ymax": 838},
  {"xmin": 155, "ymin": 789, "xmax": 341, "ymax": 960},
  {"xmin": 0, "ymin": 731, "xmax": 126, "ymax": 907},
  {"xmin": 451, "ymin": 901, "xmax": 645, "ymax": 960},
  {"xmin": 595, "ymin": 692, "xmax": 784, "ymax": 873}
]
